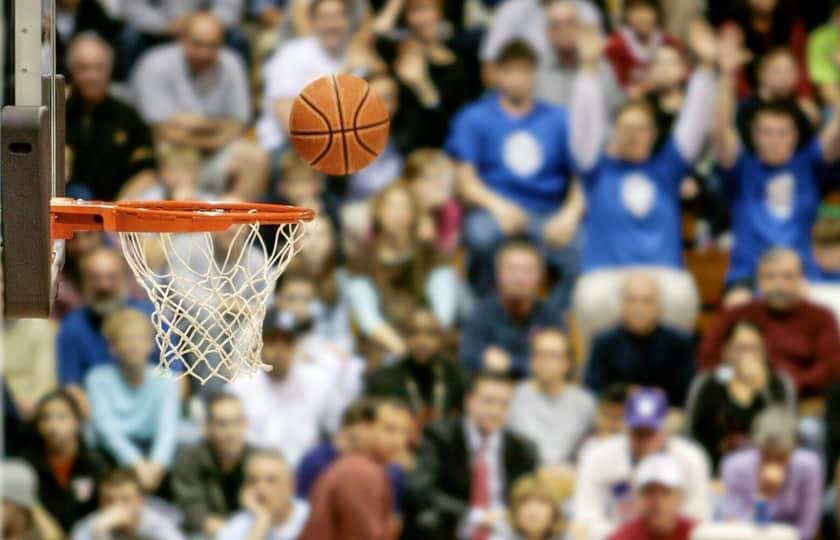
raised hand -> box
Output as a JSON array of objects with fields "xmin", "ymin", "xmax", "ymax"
[
  {"xmin": 718, "ymin": 25, "xmax": 752, "ymax": 75},
  {"xmin": 576, "ymin": 26, "xmax": 605, "ymax": 71},
  {"xmin": 687, "ymin": 20, "xmax": 718, "ymax": 66}
]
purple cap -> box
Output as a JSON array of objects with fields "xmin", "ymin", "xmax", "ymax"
[{"xmin": 625, "ymin": 388, "xmax": 668, "ymax": 430}]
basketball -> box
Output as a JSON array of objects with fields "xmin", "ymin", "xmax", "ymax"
[{"xmin": 289, "ymin": 74, "xmax": 390, "ymax": 176}]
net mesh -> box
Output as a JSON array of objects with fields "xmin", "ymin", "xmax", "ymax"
[{"xmin": 119, "ymin": 221, "xmax": 307, "ymax": 384}]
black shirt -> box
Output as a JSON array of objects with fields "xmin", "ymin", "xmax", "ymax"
[{"xmin": 66, "ymin": 94, "xmax": 157, "ymax": 200}]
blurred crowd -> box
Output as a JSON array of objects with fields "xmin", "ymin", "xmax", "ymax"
[{"xmin": 5, "ymin": 0, "xmax": 840, "ymax": 539}]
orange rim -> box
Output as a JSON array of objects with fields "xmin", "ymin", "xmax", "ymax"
[{"xmin": 50, "ymin": 198, "xmax": 316, "ymax": 240}]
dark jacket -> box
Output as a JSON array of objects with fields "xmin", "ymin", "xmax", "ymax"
[
  {"xmin": 22, "ymin": 440, "xmax": 110, "ymax": 532},
  {"xmin": 171, "ymin": 441, "xmax": 254, "ymax": 532},
  {"xmin": 403, "ymin": 417, "xmax": 538, "ymax": 540},
  {"xmin": 365, "ymin": 355, "xmax": 469, "ymax": 425}
]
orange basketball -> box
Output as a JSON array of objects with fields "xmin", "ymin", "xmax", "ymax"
[{"xmin": 289, "ymin": 74, "xmax": 390, "ymax": 176}]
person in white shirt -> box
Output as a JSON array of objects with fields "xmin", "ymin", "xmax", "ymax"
[
  {"xmin": 570, "ymin": 387, "xmax": 712, "ymax": 540},
  {"xmin": 227, "ymin": 322, "xmax": 358, "ymax": 468},
  {"xmin": 216, "ymin": 451, "xmax": 310, "ymax": 540}
]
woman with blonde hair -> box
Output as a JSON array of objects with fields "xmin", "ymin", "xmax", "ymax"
[{"xmin": 493, "ymin": 474, "xmax": 567, "ymax": 540}]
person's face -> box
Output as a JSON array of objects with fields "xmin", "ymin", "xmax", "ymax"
[
  {"xmin": 626, "ymin": 5, "xmax": 658, "ymax": 38},
  {"xmin": 530, "ymin": 333, "xmax": 571, "ymax": 388},
  {"xmin": 342, "ymin": 421, "xmax": 375, "ymax": 452},
  {"xmin": 514, "ymin": 497, "xmax": 556, "ymax": 538},
  {"xmin": 466, "ymin": 380, "xmax": 513, "ymax": 434},
  {"xmin": 261, "ymin": 337, "xmax": 295, "ymax": 379},
  {"xmin": 749, "ymin": 0, "xmax": 777, "ymax": 16},
  {"xmin": 38, "ymin": 399, "xmax": 80, "ymax": 451},
  {"xmin": 100, "ymin": 483, "xmax": 143, "ymax": 530},
  {"xmin": 638, "ymin": 484, "xmax": 682, "ymax": 536},
  {"xmin": 495, "ymin": 59, "xmax": 536, "ymax": 105},
  {"xmin": 759, "ymin": 54, "xmax": 798, "ymax": 98},
  {"xmin": 160, "ymin": 160, "xmax": 200, "ymax": 199},
  {"xmin": 546, "ymin": 3, "xmax": 579, "ymax": 52},
  {"xmin": 246, "ymin": 456, "xmax": 292, "ymax": 514},
  {"xmin": 66, "ymin": 231, "xmax": 104, "ymax": 261},
  {"xmin": 650, "ymin": 46, "xmax": 686, "ymax": 89},
  {"xmin": 378, "ymin": 188, "xmax": 415, "ymax": 236},
  {"xmin": 111, "ymin": 323, "xmax": 154, "ymax": 369},
  {"xmin": 621, "ymin": 278, "xmax": 661, "ymax": 335},
  {"xmin": 181, "ymin": 19, "xmax": 223, "ymax": 74},
  {"xmin": 405, "ymin": 0, "xmax": 441, "ymax": 42},
  {"xmin": 206, "ymin": 399, "xmax": 247, "ymax": 461},
  {"xmin": 629, "ymin": 427, "xmax": 666, "ymax": 459},
  {"xmin": 814, "ymin": 242, "xmax": 840, "ymax": 272},
  {"xmin": 725, "ymin": 326, "xmax": 768, "ymax": 387},
  {"xmin": 312, "ymin": 0, "xmax": 350, "ymax": 55},
  {"xmin": 406, "ymin": 310, "xmax": 441, "ymax": 362},
  {"xmin": 279, "ymin": 170, "xmax": 322, "ymax": 206},
  {"xmin": 597, "ymin": 402, "xmax": 625, "ymax": 436},
  {"xmin": 81, "ymin": 251, "xmax": 126, "ymax": 316},
  {"xmin": 371, "ymin": 405, "xmax": 413, "ymax": 462},
  {"xmin": 757, "ymin": 254, "xmax": 803, "ymax": 310},
  {"xmin": 614, "ymin": 107, "xmax": 657, "ymax": 162},
  {"xmin": 70, "ymin": 41, "xmax": 111, "ymax": 103},
  {"xmin": 496, "ymin": 249, "xmax": 543, "ymax": 302},
  {"xmin": 370, "ymin": 77, "xmax": 399, "ymax": 117},
  {"xmin": 276, "ymin": 280, "xmax": 317, "ymax": 324},
  {"xmin": 410, "ymin": 159, "xmax": 454, "ymax": 210},
  {"xmin": 752, "ymin": 113, "xmax": 798, "ymax": 166},
  {"xmin": 301, "ymin": 218, "xmax": 335, "ymax": 268}
]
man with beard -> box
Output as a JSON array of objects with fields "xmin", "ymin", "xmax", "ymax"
[
  {"xmin": 699, "ymin": 248, "xmax": 840, "ymax": 397},
  {"xmin": 57, "ymin": 247, "xmax": 155, "ymax": 416}
]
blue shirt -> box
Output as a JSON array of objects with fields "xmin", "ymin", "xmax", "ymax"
[
  {"xmin": 295, "ymin": 442, "xmax": 405, "ymax": 511},
  {"xmin": 722, "ymin": 139, "xmax": 832, "ymax": 283},
  {"xmin": 445, "ymin": 95, "xmax": 572, "ymax": 213},
  {"xmin": 579, "ymin": 138, "xmax": 689, "ymax": 271},
  {"xmin": 86, "ymin": 364, "xmax": 180, "ymax": 467},
  {"xmin": 57, "ymin": 300, "xmax": 157, "ymax": 386}
]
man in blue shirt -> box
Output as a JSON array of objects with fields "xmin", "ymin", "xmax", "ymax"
[
  {"xmin": 446, "ymin": 39, "xmax": 583, "ymax": 302},
  {"xmin": 57, "ymin": 247, "xmax": 156, "ymax": 415},
  {"xmin": 713, "ymin": 31, "xmax": 840, "ymax": 287}
]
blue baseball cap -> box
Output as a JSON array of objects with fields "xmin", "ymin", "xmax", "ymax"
[{"xmin": 625, "ymin": 388, "xmax": 668, "ymax": 430}]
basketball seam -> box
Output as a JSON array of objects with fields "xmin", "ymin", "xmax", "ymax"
[
  {"xmin": 351, "ymin": 86, "xmax": 379, "ymax": 158},
  {"xmin": 289, "ymin": 118, "xmax": 390, "ymax": 136},
  {"xmin": 331, "ymin": 75, "xmax": 350, "ymax": 175},
  {"xmin": 297, "ymin": 94, "xmax": 334, "ymax": 167}
]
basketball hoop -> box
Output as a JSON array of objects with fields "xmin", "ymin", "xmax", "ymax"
[{"xmin": 51, "ymin": 198, "xmax": 315, "ymax": 383}]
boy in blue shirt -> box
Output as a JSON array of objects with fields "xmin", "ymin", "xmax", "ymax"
[
  {"xmin": 446, "ymin": 39, "xmax": 583, "ymax": 304},
  {"xmin": 713, "ymin": 32, "xmax": 840, "ymax": 288}
]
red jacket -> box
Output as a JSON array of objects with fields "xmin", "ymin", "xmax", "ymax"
[
  {"xmin": 604, "ymin": 27, "xmax": 683, "ymax": 89},
  {"xmin": 608, "ymin": 517, "xmax": 695, "ymax": 540}
]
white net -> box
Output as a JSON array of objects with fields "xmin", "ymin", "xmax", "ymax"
[{"xmin": 119, "ymin": 221, "xmax": 307, "ymax": 384}]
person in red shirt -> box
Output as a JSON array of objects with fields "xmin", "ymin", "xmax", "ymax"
[
  {"xmin": 608, "ymin": 453, "xmax": 695, "ymax": 540},
  {"xmin": 698, "ymin": 248, "xmax": 840, "ymax": 396}
]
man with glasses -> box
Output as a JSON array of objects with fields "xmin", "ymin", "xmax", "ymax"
[
  {"xmin": 365, "ymin": 307, "xmax": 469, "ymax": 426},
  {"xmin": 171, "ymin": 393, "xmax": 254, "ymax": 537}
]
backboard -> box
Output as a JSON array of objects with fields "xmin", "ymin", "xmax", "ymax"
[{"xmin": 1, "ymin": 0, "xmax": 65, "ymax": 317}]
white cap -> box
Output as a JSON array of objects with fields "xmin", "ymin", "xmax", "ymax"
[{"xmin": 634, "ymin": 453, "xmax": 684, "ymax": 491}]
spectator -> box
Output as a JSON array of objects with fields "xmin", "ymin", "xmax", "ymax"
[
  {"xmin": 603, "ymin": 0, "xmax": 683, "ymax": 95},
  {"xmin": 227, "ymin": 324, "xmax": 352, "ymax": 468},
  {"xmin": 299, "ymin": 399, "xmax": 414, "ymax": 540},
  {"xmin": 494, "ymin": 474, "xmax": 567, "ymax": 540},
  {"xmin": 607, "ymin": 454, "xmax": 697, "ymax": 540},
  {"xmin": 22, "ymin": 391, "xmax": 109, "ymax": 533},
  {"xmin": 52, "ymin": 0, "xmax": 120, "ymax": 79},
  {"xmin": 54, "ymin": 230, "xmax": 104, "ymax": 319},
  {"xmin": 57, "ymin": 247, "xmax": 154, "ymax": 414},
  {"xmin": 736, "ymin": 48, "xmax": 818, "ymax": 153},
  {"xmin": 460, "ymin": 240, "xmax": 564, "ymax": 378},
  {"xmin": 807, "ymin": 4, "xmax": 840, "ymax": 108},
  {"xmin": 698, "ymin": 248, "xmax": 840, "ymax": 397},
  {"xmin": 536, "ymin": 0, "xmax": 624, "ymax": 114},
  {"xmin": 365, "ymin": 306, "xmax": 469, "ymax": 425},
  {"xmin": 2, "ymin": 460, "xmax": 64, "ymax": 540},
  {"xmin": 134, "ymin": 143, "xmax": 211, "ymax": 201},
  {"xmin": 216, "ymin": 451, "xmax": 310, "ymax": 540},
  {"xmin": 720, "ymin": 407, "xmax": 823, "ymax": 540},
  {"xmin": 713, "ymin": 20, "xmax": 840, "ymax": 285},
  {"xmin": 346, "ymin": 181, "xmax": 461, "ymax": 359},
  {"xmin": 508, "ymin": 328, "xmax": 596, "ymax": 466},
  {"xmin": 86, "ymin": 309, "xmax": 180, "ymax": 493},
  {"xmin": 593, "ymin": 384, "xmax": 630, "ymax": 440},
  {"xmin": 584, "ymin": 273, "xmax": 695, "ymax": 407},
  {"xmin": 809, "ymin": 214, "xmax": 840, "ymax": 283},
  {"xmin": 70, "ymin": 469, "xmax": 184, "ymax": 540},
  {"xmin": 447, "ymin": 40, "xmax": 583, "ymax": 298},
  {"xmin": 171, "ymin": 393, "xmax": 254, "ymax": 536},
  {"xmin": 131, "ymin": 12, "xmax": 267, "ymax": 200},
  {"xmin": 571, "ymin": 388, "xmax": 712, "ymax": 540},
  {"xmin": 2, "ymin": 318, "xmax": 57, "ymax": 420},
  {"xmin": 686, "ymin": 320, "xmax": 796, "ymax": 471},
  {"xmin": 644, "ymin": 45, "xmax": 688, "ymax": 147},
  {"xmin": 66, "ymin": 35, "xmax": 157, "ymax": 201},
  {"xmin": 569, "ymin": 23, "xmax": 717, "ymax": 341},
  {"xmin": 407, "ymin": 371, "xmax": 538, "ymax": 540}
]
